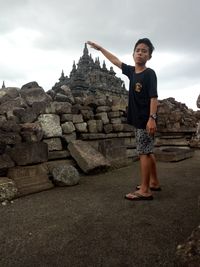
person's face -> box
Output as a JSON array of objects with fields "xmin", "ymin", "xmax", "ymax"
[{"xmin": 133, "ymin": 43, "xmax": 151, "ymax": 65}]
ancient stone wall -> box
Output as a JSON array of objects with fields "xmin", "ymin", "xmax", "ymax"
[{"xmin": 0, "ymin": 82, "xmax": 199, "ymax": 201}]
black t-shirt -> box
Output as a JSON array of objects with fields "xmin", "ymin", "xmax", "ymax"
[{"xmin": 122, "ymin": 63, "xmax": 158, "ymax": 129}]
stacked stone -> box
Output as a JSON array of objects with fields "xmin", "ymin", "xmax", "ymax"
[
  {"xmin": 157, "ymin": 97, "xmax": 198, "ymax": 132},
  {"xmin": 156, "ymin": 97, "xmax": 199, "ymax": 147},
  {"xmin": 0, "ymin": 81, "xmax": 199, "ymax": 201},
  {"xmin": 0, "ymin": 82, "xmax": 134, "ymax": 201},
  {"xmin": 190, "ymin": 94, "xmax": 200, "ymax": 148}
]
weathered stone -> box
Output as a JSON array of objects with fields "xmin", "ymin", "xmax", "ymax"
[
  {"xmin": 95, "ymin": 112, "xmax": 109, "ymax": 124},
  {"xmin": 154, "ymin": 147, "xmax": 194, "ymax": 162},
  {"xmin": 96, "ymin": 120, "xmax": 103, "ymax": 132},
  {"xmin": 108, "ymin": 111, "xmax": 120, "ymax": 118},
  {"xmin": 75, "ymin": 122, "xmax": 88, "ymax": 132},
  {"xmin": 53, "ymin": 85, "xmax": 75, "ymax": 104},
  {"xmin": 0, "ymin": 87, "xmax": 20, "ymax": 104},
  {"xmin": 110, "ymin": 118, "xmax": 121, "ymax": 124},
  {"xmin": 62, "ymin": 121, "xmax": 75, "ymax": 134},
  {"xmin": 155, "ymin": 137, "xmax": 190, "ymax": 146},
  {"xmin": 52, "ymin": 165, "xmax": 80, "ymax": 186},
  {"xmin": 72, "ymin": 114, "xmax": 83, "ymax": 123},
  {"xmin": 197, "ymin": 94, "xmax": 200, "ymax": 108},
  {"xmin": 0, "ymin": 154, "xmax": 15, "ymax": 170},
  {"xmin": 48, "ymin": 150, "xmax": 71, "ymax": 160},
  {"xmin": 7, "ymin": 164, "xmax": 54, "ymax": 196},
  {"xmin": 32, "ymin": 101, "xmax": 49, "ymax": 116},
  {"xmin": 96, "ymin": 106, "xmax": 111, "ymax": 113},
  {"xmin": 98, "ymin": 138, "xmax": 128, "ymax": 168},
  {"xmin": 83, "ymin": 96, "xmax": 98, "ymax": 109},
  {"xmin": 87, "ymin": 120, "xmax": 98, "ymax": 133},
  {"xmin": 176, "ymin": 224, "xmax": 200, "ymax": 267},
  {"xmin": 45, "ymin": 101, "xmax": 72, "ymax": 114},
  {"xmin": 0, "ymin": 115, "xmax": 6, "ymax": 125},
  {"xmin": 73, "ymin": 96, "xmax": 84, "ymax": 105},
  {"xmin": 104, "ymin": 124, "xmax": 113, "ymax": 134},
  {"xmin": 0, "ymin": 120, "xmax": 20, "ymax": 132},
  {"xmin": 42, "ymin": 159, "xmax": 77, "ymax": 175},
  {"xmin": 20, "ymin": 122, "xmax": 43, "ymax": 142},
  {"xmin": 0, "ymin": 142, "xmax": 6, "ymax": 155},
  {"xmin": 54, "ymin": 93, "xmax": 70, "ymax": 102},
  {"xmin": 123, "ymin": 124, "xmax": 134, "ymax": 132},
  {"xmin": 20, "ymin": 85, "xmax": 51, "ymax": 106},
  {"xmin": 117, "ymin": 132, "xmax": 134, "ymax": 138},
  {"xmin": 112, "ymin": 123, "xmax": 124, "ymax": 132},
  {"xmin": 0, "ymin": 177, "xmax": 18, "ymax": 202},
  {"xmin": 43, "ymin": 138, "xmax": 62, "ymax": 151},
  {"xmin": 60, "ymin": 114, "xmax": 73, "ymax": 123},
  {"xmin": 0, "ymin": 131, "xmax": 21, "ymax": 145},
  {"xmin": 189, "ymin": 132, "xmax": 200, "ymax": 148},
  {"xmin": 21, "ymin": 81, "xmax": 40, "ymax": 89},
  {"xmin": 71, "ymin": 104, "xmax": 83, "ymax": 114},
  {"xmin": 13, "ymin": 106, "xmax": 37, "ymax": 123},
  {"xmin": 8, "ymin": 142, "xmax": 48, "ymax": 166},
  {"xmin": 0, "ymin": 97, "xmax": 26, "ymax": 115},
  {"xmin": 81, "ymin": 109, "xmax": 94, "ymax": 121},
  {"xmin": 126, "ymin": 148, "xmax": 138, "ymax": 159},
  {"xmin": 62, "ymin": 133, "xmax": 77, "ymax": 143},
  {"xmin": 68, "ymin": 140, "xmax": 110, "ymax": 173},
  {"xmin": 190, "ymin": 95, "xmax": 200, "ymax": 148},
  {"xmin": 80, "ymin": 133, "xmax": 106, "ymax": 140},
  {"xmin": 38, "ymin": 114, "xmax": 62, "ymax": 137},
  {"xmin": 111, "ymin": 96, "xmax": 127, "ymax": 111}
]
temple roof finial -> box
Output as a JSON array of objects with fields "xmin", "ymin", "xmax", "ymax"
[
  {"xmin": 83, "ymin": 42, "xmax": 89, "ymax": 56},
  {"xmin": 59, "ymin": 70, "xmax": 65, "ymax": 82},
  {"xmin": 2, "ymin": 81, "xmax": 5, "ymax": 89}
]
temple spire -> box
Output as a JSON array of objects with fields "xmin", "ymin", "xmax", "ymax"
[
  {"xmin": 83, "ymin": 42, "xmax": 89, "ymax": 56},
  {"xmin": 59, "ymin": 70, "xmax": 65, "ymax": 82},
  {"xmin": 2, "ymin": 81, "xmax": 5, "ymax": 89}
]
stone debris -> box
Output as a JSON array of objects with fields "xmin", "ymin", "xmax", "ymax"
[
  {"xmin": 0, "ymin": 177, "xmax": 18, "ymax": 202},
  {"xmin": 52, "ymin": 165, "xmax": 80, "ymax": 186},
  {"xmin": 154, "ymin": 147, "xmax": 194, "ymax": 162},
  {"xmin": 68, "ymin": 140, "xmax": 110, "ymax": 174},
  {"xmin": 176, "ymin": 225, "xmax": 200, "ymax": 267},
  {"xmin": 7, "ymin": 165, "xmax": 54, "ymax": 196}
]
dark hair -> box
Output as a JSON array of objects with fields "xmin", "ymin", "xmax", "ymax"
[{"xmin": 134, "ymin": 38, "xmax": 155, "ymax": 57}]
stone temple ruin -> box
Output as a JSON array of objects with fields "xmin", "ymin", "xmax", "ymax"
[
  {"xmin": 52, "ymin": 43, "xmax": 127, "ymax": 97},
  {"xmin": 0, "ymin": 44, "xmax": 200, "ymax": 204}
]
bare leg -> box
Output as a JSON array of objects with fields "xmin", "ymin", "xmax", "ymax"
[
  {"xmin": 138, "ymin": 154, "xmax": 152, "ymax": 196},
  {"xmin": 149, "ymin": 154, "xmax": 160, "ymax": 187},
  {"xmin": 125, "ymin": 154, "xmax": 157, "ymax": 199}
]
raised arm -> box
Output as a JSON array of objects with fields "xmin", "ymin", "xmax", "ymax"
[{"xmin": 87, "ymin": 41, "xmax": 122, "ymax": 69}]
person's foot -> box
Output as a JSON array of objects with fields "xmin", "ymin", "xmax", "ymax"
[
  {"xmin": 125, "ymin": 191, "xmax": 153, "ymax": 201},
  {"xmin": 136, "ymin": 185, "xmax": 162, "ymax": 191}
]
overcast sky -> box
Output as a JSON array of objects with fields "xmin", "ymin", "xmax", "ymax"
[{"xmin": 0, "ymin": 0, "xmax": 199, "ymax": 110}]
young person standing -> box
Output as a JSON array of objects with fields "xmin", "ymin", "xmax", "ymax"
[{"xmin": 87, "ymin": 38, "xmax": 161, "ymax": 200}]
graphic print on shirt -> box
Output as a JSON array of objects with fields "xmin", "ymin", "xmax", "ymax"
[{"xmin": 135, "ymin": 82, "xmax": 142, "ymax": 92}]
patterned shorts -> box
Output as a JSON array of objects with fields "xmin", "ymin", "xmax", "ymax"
[{"xmin": 135, "ymin": 128, "xmax": 155, "ymax": 155}]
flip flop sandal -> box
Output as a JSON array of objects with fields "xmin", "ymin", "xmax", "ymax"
[
  {"xmin": 136, "ymin": 185, "xmax": 162, "ymax": 191},
  {"xmin": 125, "ymin": 192, "xmax": 153, "ymax": 201}
]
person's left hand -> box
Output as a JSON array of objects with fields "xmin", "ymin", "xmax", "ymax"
[{"xmin": 146, "ymin": 118, "xmax": 157, "ymax": 135}]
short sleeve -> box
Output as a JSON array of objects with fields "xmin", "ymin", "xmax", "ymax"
[
  {"xmin": 122, "ymin": 63, "xmax": 134, "ymax": 79},
  {"xmin": 148, "ymin": 69, "xmax": 158, "ymax": 98}
]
